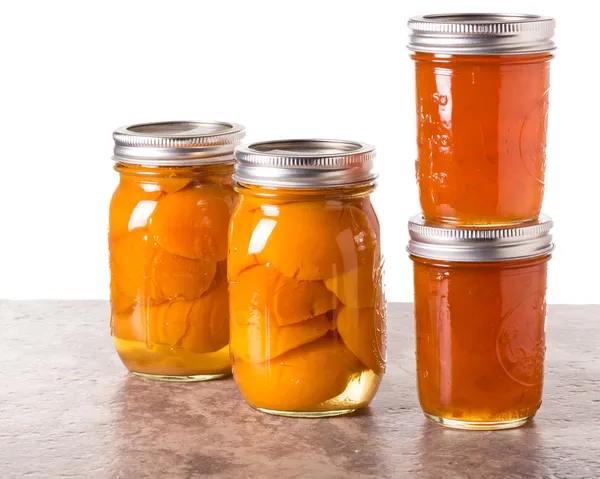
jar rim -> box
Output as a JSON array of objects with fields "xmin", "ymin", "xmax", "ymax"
[
  {"xmin": 407, "ymin": 214, "xmax": 554, "ymax": 262},
  {"xmin": 407, "ymin": 13, "xmax": 556, "ymax": 55},
  {"xmin": 233, "ymin": 139, "xmax": 378, "ymax": 188},
  {"xmin": 112, "ymin": 121, "xmax": 245, "ymax": 166}
]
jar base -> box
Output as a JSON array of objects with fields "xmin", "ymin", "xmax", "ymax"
[
  {"xmin": 132, "ymin": 371, "xmax": 231, "ymax": 382},
  {"xmin": 238, "ymin": 368, "xmax": 382, "ymax": 418},
  {"xmin": 424, "ymin": 412, "xmax": 531, "ymax": 430},
  {"xmin": 256, "ymin": 407, "xmax": 358, "ymax": 418},
  {"xmin": 113, "ymin": 337, "xmax": 231, "ymax": 379}
]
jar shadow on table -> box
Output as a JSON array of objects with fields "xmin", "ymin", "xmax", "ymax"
[
  {"xmin": 110, "ymin": 375, "xmax": 241, "ymax": 477},
  {"xmin": 110, "ymin": 376, "xmax": 391, "ymax": 477},
  {"xmin": 416, "ymin": 420, "xmax": 544, "ymax": 477}
]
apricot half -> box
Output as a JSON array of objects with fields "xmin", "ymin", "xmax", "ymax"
[
  {"xmin": 179, "ymin": 261, "xmax": 230, "ymax": 353},
  {"xmin": 231, "ymin": 312, "xmax": 334, "ymax": 363},
  {"xmin": 324, "ymin": 246, "xmax": 382, "ymax": 308},
  {"xmin": 228, "ymin": 198, "xmax": 262, "ymax": 279},
  {"xmin": 336, "ymin": 306, "xmax": 386, "ymax": 375},
  {"xmin": 155, "ymin": 177, "xmax": 193, "ymax": 194},
  {"xmin": 229, "ymin": 265, "xmax": 336, "ymax": 326},
  {"xmin": 149, "ymin": 185, "xmax": 232, "ymax": 261},
  {"xmin": 109, "ymin": 177, "xmax": 162, "ymax": 239},
  {"xmin": 111, "ymin": 267, "xmax": 229, "ymax": 354},
  {"xmin": 109, "ymin": 229, "xmax": 159, "ymax": 312},
  {"xmin": 257, "ymin": 203, "xmax": 378, "ymax": 281},
  {"xmin": 233, "ymin": 336, "xmax": 363, "ymax": 411},
  {"xmin": 151, "ymin": 248, "xmax": 216, "ymax": 300}
]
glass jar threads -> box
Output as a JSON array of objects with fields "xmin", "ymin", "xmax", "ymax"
[
  {"xmin": 109, "ymin": 121, "xmax": 245, "ymax": 381},
  {"xmin": 229, "ymin": 139, "xmax": 386, "ymax": 417},
  {"xmin": 408, "ymin": 14, "xmax": 555, "ymax": 225},
  {"xmin": 407, "ymin": 215, "xmax": 554, "ymax": 430}
]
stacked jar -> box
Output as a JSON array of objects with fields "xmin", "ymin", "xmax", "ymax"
[{"xmin": 406, "ymin": 14, "xmax": 556, "ymax": 430}]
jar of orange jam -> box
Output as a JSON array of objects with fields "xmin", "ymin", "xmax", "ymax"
[
  {"xmin": 408, "ymin": 14, "xmax": 555, "ymax": 225},
  {"xmin": 229, "ymin": 140, "xmax": 386, "ymax": 417},
  {"xmin": 109, "ymin": 121, "xmax": 245, "ymax": 381},
  {"xmin": 408, "ymin": 215, "xmax": 554, "ymax": 430}
]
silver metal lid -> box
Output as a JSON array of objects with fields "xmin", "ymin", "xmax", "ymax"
[
  {"xmin": 407, "ymin": 214, "xmax": 554, "ymax": 262},
  {"xmin": 233, "ymin": 139, "xmax": 377, "ymax": 188},
  {"xmin": 408, "ymin": 13, "xmax": 555, "ymax": 55},
  {"xmin": 113, "ymin": 121, "xmax": 246, "ymax": 166}
]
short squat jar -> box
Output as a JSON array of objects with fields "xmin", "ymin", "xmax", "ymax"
[
  {"xmin": 408, "ymin": 215, "xmax": 554, "ymax": 430},
  {"xmin": 109, "ymin": 121, "xmax": 245, "ymax": 381},
  {"xmin": 408, "ymin": 14, "xmax": 555, "ymax": 225},
  {"xmin": 229, "ymin": 140, "xmax": 386, "ymax": 417}
]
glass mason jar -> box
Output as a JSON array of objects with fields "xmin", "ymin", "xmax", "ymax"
[
  {"xmin": 229, "ymin": 140, "xmax": 386, "ymax": 417},
  {"xmin": 408, "ymin": 14, "xmax": 555, "ymax": 225},
  {"xmin": 407, "ymin": 215, "xmax": 554, "ymax": 430},
  {"xmin": 109, "ymin": 121, "xmax": 245, "ymax": 381}
]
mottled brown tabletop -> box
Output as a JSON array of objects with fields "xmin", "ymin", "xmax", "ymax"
[{"xmin": 1, "ymin": 302, "xmax": 598, "ymax": 478}]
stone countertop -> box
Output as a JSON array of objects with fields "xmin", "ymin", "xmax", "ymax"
[{"xmin": 0, "ymin": 301, "xmax": 598, "ymax": 478}]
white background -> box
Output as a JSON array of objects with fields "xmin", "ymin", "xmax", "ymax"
[{"xmin": 0, "ymin": 0, "xmax": 596, "ymax": 304}]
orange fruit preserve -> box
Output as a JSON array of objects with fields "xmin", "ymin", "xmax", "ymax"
[
  {"xmin": 412, "ymin": 256, "xmax": 549, "ymax": 425},
  {"xmin": 229, "ymin": 140, "xmax": 386, "ymax": 416},
  {"xmin": 409, "ymin": 12, "xmax": 555, "ymax": 226},
  {"xmin": 109, "ymin": 121, "xmax": 244, "ymax": 381},
  {"xmin": 407, "ymin": 215, "xmax": 554, "ymax": 430}
]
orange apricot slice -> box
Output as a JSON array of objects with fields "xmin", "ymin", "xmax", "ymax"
[
  {"xmin": 111, "ymin": 301, "xmax": 190, "ymax": 346},
  {"xmin": 149, "ymin": 186, "xmax": 232, "ymax": 261},
  {"xmin": 229, "ymin": 266, "xmax": 271, "ymax": 319},
  {"xmin": 111, "ymin": 308, "xmax": 147, "ymax": 343},
  {"xmin": 151, "ymin": 248, "xmax": 216, "ymax": 300},
  {"xmin": 230, "ymin": 312, "xmax": 334, "ymax": 363},
  {"xmin": 258, "ymin": 203, "xmax": 378, "ymax": 281},
  {"xmin": 233, "ymin": 336, "xmax": 363, "ymax": 411},
  {"xmin": 228, "ymin": 198, "xmax": 262, "ymax": 279},
  {"xmin": 155, "ymin": 177, "xmax": 193, "ymax": 194},
  {"xmin": 109, "ymin": 177, "xmax": 162, "ymax": 239},
  {"xmin": 336, "ymin": 306, "xmax": 386, "ymax": 375},
  {"xmin": 179, "ymin": 262, "xmax": 230, "ymax": 353},
  {"xmin": 257, "ymin": 202, "xmax": 344, "ymax": 280},
  {"xmin": 324, "ymin": 198, "xmax": 382, "ymax": 308},
  {"xmin": 229, "ymin": 265, "xmax": 336, "ymax": 326},
  {"xmin": 324, "ymin": 248, "xmax": 382, "ymax": 308},
  {"xmin": 354, "ymin": 196, "xmax": 380, "ymax": 238},
  {"xmin": 109, "ymin": 229, "xmax": 159, "ymax": 312},
  {"xmin": 111, "ymin": 270, "xmax": 229, "ymax": 354},
  {"xmin": 272, "ymin": 277, "xmax": 337, "ymax": 326}
]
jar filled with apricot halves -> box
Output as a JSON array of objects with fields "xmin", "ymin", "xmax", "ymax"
[
  {"xmin": 408, "ymin": 14, "xmax": 555, "ymax": 225},
  {"xmin": 229, "ymin": 139, "xmax": 386, "ymax": 417},
  {"xmin": 109, "ymin": 121, "xmax": 245, "ymax": 381},
  {"xmin": 408, "ymin": 215, "xmax": 554, "ymax": 430}
]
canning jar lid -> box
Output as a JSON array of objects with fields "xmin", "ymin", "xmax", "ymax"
[
  {"xmin": 408, "ymin": 13, "xmax": 555, "ymax": 55},
  {"xmin": 113, "ymin": 121, "xmax": 246, "ymax": 166},
  {"xmin": 407, "ymin": 214, "xmax": 554, "ymax": 262},
  {"xmin": 233, "ymin": 139, "xmax": 377, "ymax": 188}
]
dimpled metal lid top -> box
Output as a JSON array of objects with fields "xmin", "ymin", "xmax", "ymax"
[
  {"xmin": 113, "ymin": 121, "xmax": 246, "ymax": 165},
  {"xmin": 233, "ymin": 139, "xmax": 377, "ymax": 188},
  {"xmin": 408, "ymin": 13, "xmax": 555, "ymax": 55},
  {"xmin": 407, "ymin": 214, "xmax": 554, "ymax": 262}
]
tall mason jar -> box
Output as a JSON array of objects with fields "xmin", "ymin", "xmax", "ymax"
[
  {"xmin": 109, "ymin": 121, "xmax": 245, "ymax": 381},
  {"xmin": 229, "ymin": 140, "xmax": 386, "ymax": 417}
]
